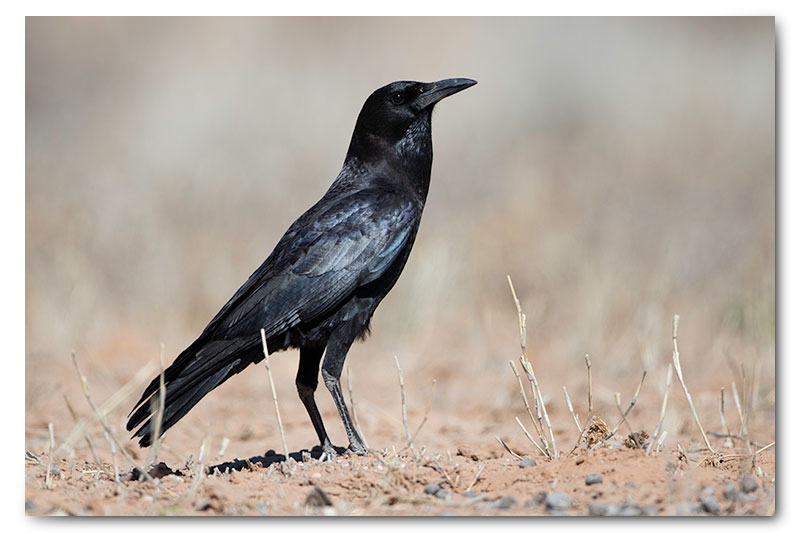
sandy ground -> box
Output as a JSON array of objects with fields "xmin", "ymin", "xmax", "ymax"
[{"xmin": 25, "ymin": 341, "xmax": 775, "ymax": 516}]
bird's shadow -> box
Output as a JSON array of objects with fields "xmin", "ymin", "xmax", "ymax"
[
  {"xmin": 208, "ymin": 445, "xmax": 348, "ymax": 474},
  {"xmin": 127, "ymin": 445, "xmax": 351, "ymax": 481}
]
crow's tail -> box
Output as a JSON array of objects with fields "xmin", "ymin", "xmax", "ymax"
[{"xmin": 126, "ymin": 336, "xmax": 263, "ymax": 447}]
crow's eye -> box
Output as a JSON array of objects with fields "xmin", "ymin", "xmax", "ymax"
[{"xmin": 390, "ymin": 92, "xmax": 405, "ymax": 105}]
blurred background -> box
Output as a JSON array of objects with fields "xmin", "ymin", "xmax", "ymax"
[{"xmin": 26, "ymin": 17, "xmax": 774, "ymax": 458}]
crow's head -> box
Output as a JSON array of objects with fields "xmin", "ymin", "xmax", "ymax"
[{"xmin": 347, "ymin": 78, "xmax": 476, "ymax": 161}]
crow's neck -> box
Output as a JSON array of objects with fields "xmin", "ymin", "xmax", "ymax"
[{"xmin": 342, "ymin": 116, "xmax": 433, "ymax": 201}]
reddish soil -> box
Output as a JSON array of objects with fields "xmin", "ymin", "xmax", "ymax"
[{"xmin": 25, "ymin": 348, "xmax": 775, "ymax": 516}]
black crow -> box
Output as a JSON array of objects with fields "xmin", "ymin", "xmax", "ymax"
[{"xmin": 127, "ymin": 78, "xmax": 477, "ymax": 457}]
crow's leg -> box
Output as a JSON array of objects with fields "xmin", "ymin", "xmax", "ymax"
[
  {"xmin": 296, "ymin": 345, "xmax": 337, "ymax": 458},
  {"xmin": 321, "ymin": 335, "xmax": 368, "ymax": 455}
]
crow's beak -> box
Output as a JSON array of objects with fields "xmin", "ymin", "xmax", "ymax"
[{"xmin": 413, "ymin": 78, "xmax": 477, "ymax": 111}]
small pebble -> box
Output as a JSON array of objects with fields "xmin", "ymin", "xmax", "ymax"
[
  {"xmin": 518, "ymin": 458, "xmax": 537, "ymax": 468},
  {"xmin": 532, "ymin": 491, "xmax": 548, "ymax": 505},
  {"xmin": 490, "ymin": 496, "xmax": 517, "ymax": 509},
  {"xmin": 741, "ymin": 475, "xmax": 759, "ymax": 493},
  {"xmin": 640, "ymin": 504, "xmax": 658, "ymax": 516},
  {"xmin": 545, "ymin": 492, "xmax": 570, "ymax": 513},
  {"xmin": 676, "ymin": 503, "xmax": 701, "ymax": 515},
  {"xmin": 618, "ymin": 504, "xmax": 643, "ymax": 516},
  {"xmin": 424, "ymin": 483, "xmax": 441, "ymax": 496},
  {"xmin": 585, "ymin": 473, "xmax": 603, "ymax": 485},
  {"xmin": 723, "ymin": 482, "xmax": 738, "ymax": 501},
  {"xmin": 587, "ymin": 503, "xmax": 609, "ymax": 516},
  {"xmin": 700, "ymin": 495, "xmax": 720, "ymax": 515},
  {"xmin": 698, "ymin": 486, "xmax": 714, "ymax": 497},
  {"xmin": 462, "ymin": 491, "xmax": 478, "ymax": 499},
  {"xmin": 435, "ymin": 490, "xmax": 450, "ymax": 500}
]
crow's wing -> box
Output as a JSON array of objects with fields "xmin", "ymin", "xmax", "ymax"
[
  {"xmin": 127, "ymin": 189, "xmax": 419, "ymax": 442},
  {"xmin": 202, "ymin": 189, "xmax": 419, "ymax": 341}
]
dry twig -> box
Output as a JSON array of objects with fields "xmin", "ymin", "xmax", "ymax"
[
  {"xmin": 149, "ymin": 343, "xmax": 167, "ymax": 466},
  {"xmin": 646, "ymin": 364, "xmax": 673, "ymax": 455},
  {"xmin": 70, "ymin": 353, "xmax": 159, "ymax": 486},
  {"xmin": 59, "ymin": 359, "xmax": 156, "ymax": 454},
  {"xmin": 465, "ymin": 463, "xmax": 486, "ymax": 493},
  {"xmin": 731, "ymin": 380, "xmax": 752, "ymax": 454},
  {"xmin": 590, "ymin": 371, "xmax": 646, "ymax": 450},
  {"xmin": 495, "ymin": 435, "xmax": 523, "ymax": 460},
  {"xmin": 670, "ymin": 315, "xmax": 715, "ymax": 454},
  {"xmin": 346, "ymin": 366, "xmax": 369, "ymax": 449},
  {"xmin": 718, "ymin": 387, "xmax": 734, "ymax": 448},
  {"xmin": 63, "ymin": 395, "xmax": 106, "ymax": 477},
  {"xmin": 45, "ymin": 423, "xmax": 55, "ymax": 489},
  {"xmin": 393, "ymin": 356, "xmax": 415, "ymax": 456},
  {"xmin": 507, "ymin": 275, "xmax": 558, "ymax": 458},
  {"xmin": 569, "ymin": 354, "xmax": 594, "ymax": 455},
  {"xmin": 509, "ymin": 360, "xmax": 548, "ymax": 457},
  {"xmin": 563, "ymin": 386, "xmax": 582, "ymax": 431},
  {"xmin": 260, "ymin": 329, "xmax": 289, "ymax": 461}
]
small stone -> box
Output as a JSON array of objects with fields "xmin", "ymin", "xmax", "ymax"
[
  {"xmin": 640, "ymin": 504, "xmax": 658, "ymax": 516},
  {"xmin": 532, "ymin": 491, "xmax": 548, "ymax": 505},
  {"xmin": 617, "ymin": 504, "xmax": 643, "ymax": 516},
  {"xmin": 585, "ymin": 473, "xmax": 603, "ymax": 485},
  {"xmin": 518, "ymin": 458, "xmax": 537, "ymax": 468},
  {"xmin": 545, "ymin": 492, "xmax": 570, "ymax": 513},
  {"xmin": 698, "ymin": 485, "xmax": 714, "ymax": 497},
  {"xmin": 587, "ymin": 503, "xmax": 609, "ymax": 516},
  {"xmin": 723, "ymin": 482, "xmax": 738, "ymax": 501},
  {"xmin": 676, "ymin": 503, "xmax": 701, "ymax": 515},
  {"xmin": 700, "ymin": 495, "xmax": 720, "ymax": 515},
  {"xmin": 490, "ymin": 496, "xmax": 517, "ymax": 509},
  {"xmin": 435, "ymin": 490, "xmax": 451, "ymax": 500},
  {"xmin": 424, "ymin": 483, "xmax": 441, "ymax": 496},
  {"xmin": 462, "ymin": 491, "xmax": 478, "ymax": 498},
  {"xmin": 741, "ymin": 475, "xmax": 759, "ymax": 493}
]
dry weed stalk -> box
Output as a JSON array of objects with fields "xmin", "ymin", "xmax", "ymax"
[
  {"xmin": 186, "ymin": 437, "xmax": 208, "ymax": 502},
  {"xmin": 346, "ymin": 366, "xmax": 369, "ymax": 449},
  {"xmin": 405, "ymin": 379, "xmax": 436, "ymax": 453},
  {"xmin": 465, "ymin": 463, "xmax": 486, "ymax": 493},
  {"xmin": 514, "ymin": 416, "xmax": 545, "ymax": 457},
  {"xmin": 670, "ymin": 315, "xmax": 716, "ymax": 455},
  {"xmin": 568, "ymin": 354, "xmax": 594, "ymax": 456},
  {"xmin": 45, "ymin": 423, "xmax": 55, "ymax": 489},
  {"xmin": 590, "ymin": 371, "xmax": 647, "ymax": 451},
  {"xmin": 59, "ymin": 359, "xmax": 156, "ymax": 454},
  {"xmin": 495, "ymin": 435, "xmax": 523, "ymax": 460},
  {"xmin": 63, "ymin": 395, "xmax": 106, "ymax": 477},
  {"xmin": 718, "ymin": 387, "xmax": 734, "ymax": 448},
  {"xmin": 507, "ymin": 275, "xmax": 558, "ymax": 458},
  {"xmin": 615, "ymin": 393, "xmax": 633, "ymax": 435},
  {"xmin": 646, "ymin": 363, "xmax": 673, "ymax": 456},
  {"xmin": 70, "ymin": 352, "xmax": 159, "ymax": 486},
  {"xmin": 563, "ymin": 386, "xmax": 582, "ymax": 431},
  {"xmin": 260, "ymin": 328, "xmax": 290, "ymax": 461},
  {"xmin": 103, "ymin": 431, "xmax": 122, "ymax": 485},
  {"xmin": 509, "ymin": 361, "xmax": 548, "ymax": 457},
  {"xmin": 149, "ymin": 343, "xmax": 167, "ymax": 466},
  {"xmin": 393, "ymin": 356, "xmax": 415, "ymax": 456},
  {"xmin": 731, "ymin": 380, "xmax": 753, "ymax": 454}
]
